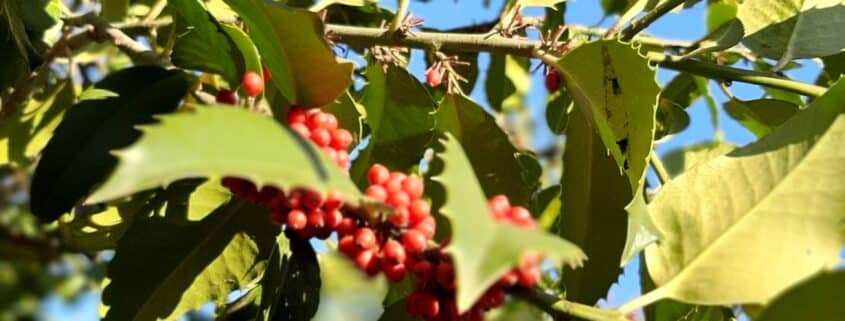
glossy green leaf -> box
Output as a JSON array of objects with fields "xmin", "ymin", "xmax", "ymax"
[
  {"xmin": 738, "ymin": 0, "xmax": 845, "ymax": 62},
  {"xmin": 486, "ymin": 54, "xmax": 530, "ymax": 112},
  {"xmin": 223, "ymin": 0, "xmax": 353, "ymax": 107},
  {"xmin": 545, "ymin": 89, "xmax": 573, "ymax": 134},
  {"xmin": 219, "ymin": 24, "xmax": 262, "ymax": 78},
  {"xmin": 432, "ymin": 133, "xmax": 586, "ymax": 312},
  {"xmin": 88, "ymin": 106, "xmax": 361, "ymax": 204},
  {"xmin": 756, "ymin": 270, "xmax": 845, "ymax": 321},
  {"xmin": 258, "ymin": 233, "xmax": 321, "ymax": 321},
  {"xmin": 101, "ymin": 200, "xmax": 278, "ymax": 321},
  {"xmin": 30, "ymin": 67, "xmax": 190, "ymax": 222},
  {"xmin": 550, "ymin": 39, "xmax": 661, "ymax": 264},
  {"xmin": 0, "ymin": 78, "xmax": 74, "ymax": 166},
  {"xmin": 724, "ymin": 98, "xmax": 800, "ymax": 138},
  {"xmin": 680, "ymin": 19, "xmax": 744, "ymax": 60},
  {"xmin": 435, "ymin": 94, "xmax": 533, "ymax": 205},
  {"xmin": 170, "ymin": 0, "xmax": 243, "ymax": 85},
  {"xmin": 349, "ymin": 63, "xmax": 436, "ymax": 186},
  {"xmin": 662, "ymin": 141, "xmax": 736, "ymax": 177},
  {"xmin": 633, "ymin": 80, "xmax": 845, "ymax": 308},
  {"xmin": 558, "ymin": 108, "xmax": 630, "ymax": 305}
]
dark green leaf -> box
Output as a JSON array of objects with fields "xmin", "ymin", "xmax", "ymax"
[
  {"xmin": 30, "ymin": 66, "xmax": 190, "ymax": 222},
  {"xmin": 102, "ymin": 200, "xmax": 278, "ymax": 321},
  {"xmin": 821, "ymin": 51, "xmax": 845, "ymax": 83},
  {"xmin": 435, "ymin": 94, "xmax": 534, "ymax": 205},
  {"xmin": 100, "ymin": 0, "xmax": 128, "ymax": 22},
  {"xmin": 223, "ymin": 0, "xmax": 353, "ymax": 107},
  {"xmin": 170, "ymin": 0, "xmax": 243, "ymax": 85},
  {"xmin": 322, "ymin": 90, "xmax": 365, "ymax": 144},
  {"xmin": 680, "ymin": 19, "xmax": 744, "ymax": 60},
  {"xmin": 756, "ymin": 270, "xmax": 845, "ymax": 321},
  {"xmin": 655, "ymin": 102, "xmax": 690, "ymax": 139},
  {"xmin": 87, "ymin": 106, "xmax": 362, "ymax": 204},
  {"xmin": 545, "ymin": 89, "xmax": 573, "ymax": 134},
  {"xmin": 485, "ymin": 54, "xmax": 530, "ymax": 112},
  {"xmin": 432, "ymin": 133, "xmax": 586, "ymax": 312},
  {"xmin": 724, "ymin": 98, "xmax": 800, "ymax": 138},
  {"xmin": 259, "ymin": 233, "xmax": 321, "ymax": 321},
  {"xmin": 558, "ymin": 108, "xmax": 629, "ymax": 305},
  {"xmin": 349, "ymin": 63, "xmax": 436, "ymax": 187}
]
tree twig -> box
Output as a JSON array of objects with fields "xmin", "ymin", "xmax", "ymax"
[
  {"xmin": 649, "ymin": 152, "xmax": 671, "ymax": 185},
  {"xmin": 510, "ymin": 287, "xmax": 630, "ymax": 321}
]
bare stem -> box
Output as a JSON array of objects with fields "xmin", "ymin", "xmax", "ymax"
[{"xmin": 511, "ymin": 287, "xmax": 630, "ymax": 321}]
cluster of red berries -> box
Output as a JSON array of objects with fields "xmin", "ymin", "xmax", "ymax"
[
  {"xmin": 215, "ymin": 66, "xmax": 271, "ymax": 104},
  {"xmin": 402, "ymin": 195, "xmax": 542, "ymax": 321},
  {"xmin": 337, "ymin": 164, "xmax": 435, "ymax": 282},
  {"xmin": 285, "ymin": 106, "xmax": 353, "ymax": 169}
]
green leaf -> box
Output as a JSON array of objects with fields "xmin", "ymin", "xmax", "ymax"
[
  {"xmin": 550, "ymin": 39, "xmax": 661, "ymax": 264},
  {"xmin": 101, "ymin": 200, "xmax": 278, "ymax": 321},
  {"xmin": 309, "ymin": 0, "xmax": 378, "ymax": 12},
  {"xmin": 738, "ymin": 0, "xmax": 845, "ymax": 62},
  {"xmin": 724, "ymin": 98, "xmax": 800, "ymax": 138},
  {"xmin": 485, "ymin": 54, "xmax": 530, "ymax": 112},
  {"xmin": 655, "ymin": 102, "xmax": 690, "ymax": 139},
  {"xmin": 558, "ymin": 108, "xmax": 630, "ymax": 305},
  {"xmin": 170, "ymin": 0, "xmax": 243, "ymax": 85},
  {"xmin": 322, "ymin": 90, "xmax": 366, "ymax": 144},
  {"xmin": 88, "ymin": 106, "xmax": 361, "ymax": 204},
  {"xmin": 100, "ymin": 0, "xmax": 129, "ymax": 22},
  {"xmin": 0, "ymin": 78, "xmax": 74, "ymax": 166},
  {"xmin": 349, "ymin": 63, "xmax": 436, "ymax": 186},
  {"xmin": 662, "ymin": 141, "xmax": 736, "ymax": 177},
  {"xmin": 602, "ymin": 0, "xmax": 633, "ymax": 16},
  {"xmin": 223, "ymin": 0, "xmax": 353, "ymax": 107},
  {"xmin": 220, "ymin": 23, "xmax": 263, "ymax": 81},
  {"xmin": 432, "ymin": 133, "xmax": 586, "ymax": 312},
  {"xmin": 314, "ymin": 252, "xmax": 388, "ymax": 321},
  {"xmin": 435, "ymin": 94, "xmax": 534, "ymax": 205},
  {"xmin": 30, "ymin": 66, "xmax": 190, "ymax": 222},
  {"xmin": 633, "ymin": 80, "xmax": 845, "ymax": 308},
  {"xmin": 756, "ymin": 270, "xmax": 845, "ymax": 321},
  {"xmin": 258, "ymin": 233, "xmax": 321, "ymax": 321},
  {"xmin": 680, "ymin": 19, "xmax": 744, "ymax": 60},
  {"xmin": 821, "ymin": 51, "xmax": 845, "ymax": 80},
  {"xmin": 706, "ymin": 1, "xmax": 738, "ymax": 32},
  {"xmin": 545, "ymin": 89, "xmax": 573, "ymax": 134}
]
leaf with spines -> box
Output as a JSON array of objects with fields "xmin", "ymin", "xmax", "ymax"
[
  {"xmin": 101, "ymin": 200, "xmax": 277, "ymax": 321},
  {"xmin": 30, "ymin": 66, "xmax": 190, "ymax": 222},
  {"xmin": 88, "ymin": 106, "xmax": 360, "ymax": 204},
  {"xmin": 432, "ymin": 133, "xmax": 586, "ymax": 312},
  {"xmin": 349, "ymin": 63, "xmax": 436, "ymax": 187},
  {"xmin": 625, "ymin": 80, "xmax": 845, "ymax": 310},
  {"xmin": 549, "ymin": 39, "xmax": 661, "ymax": 264},
  {"xmin": 223, "ymin": 0, "xmax": 353, "ymax": 107}
]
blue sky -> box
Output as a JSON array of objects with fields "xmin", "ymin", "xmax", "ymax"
[{"xmin": 37, "ymin": 0, "xmax": 832, "ymax": 320}]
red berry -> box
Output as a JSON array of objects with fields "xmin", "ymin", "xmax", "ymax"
[
  {"xmin": 517, "ymin": 265, "xmax": 541, "ymax": 287},
  {"xmin": 335, "ymin": 150, "xmax": 349, "ymax": 168},
  {"xmin": 545, "ymin": 69, "xmax": 561, "ymax": 92},
  {"xmin": 507, "ymin": 206, "xmax": 533, "ymax": 225},
  {"xmin": 425, "ymin": 67, "xmax": 443, "ymax": 87},
  {"xmin": 354, "ymin": 249, "xmax": 379, "ymax": 272},
  {"xmin": 465, "ymin": 307, "xmax": 485, "ymax": 321},
  {"xmin": 216, "ymin": 90, "xmax": 237, "ymax": 105},
  {"xmin": 408, "ymin": 200, "xmax": 431, "ymax": 225},
  {"xmin": 330, "ymin": 128, "xmax": 353, "ymax": 150},
  {"xmin": 412, "ymin": 261, "xmax": 434, "ymax": 282},
  {"xmin": 436, "ymin": 262, "xmax": 455, "ymax": 289},
  {"xmin": 498, "ymin": 269, "xmax": 519, "ymax": 287},
  {"xmin": 315, "ymin": 228, "xmax": 332, "ymax": 240},
  {"xmin": 413, "ymin": 216, "xmax": 436, "ymax": 239},
  {"xmin": 387, "ymin": 191, "xmax": 410, "ymax": 209},
  {"xmin": 324, "ymin": 191, "xmax": 344, "ymax": 210},
  {"xmin": 401, "ymin": 175, "xmax": 424, "ymax": 200},
  {"xmin": 307, "ymin": 112, "xmax": 329, "ymax": 129},
  {"xmin": 306, "ymin": 209, "xmax": 324, "ymax": 228},
  {"xmin": 336, "ymin": 217, "xmax": 357, "ymax": 236},
  {"xmin": 402, "ymin": 230, "xmax": 427, "ymax": 254},
  {"xmin": 321, "ymin": 147, "xmax": 338, "ymax": 162},
  {"xmin": 267, "ymin": 193, "xmax": 289, "ymax": 212},
  {"xmin": 262, "ymin": 65, "xmax": 272, "ymax": 81},
  {"xmin": 338, "ymin": 235, "xmax": 356, "ymax": 257},
  {"xmin": 324, "ymin": 113, "xmax": 338, "ymax": 130},
  {"xmin": 301, "ymin": 190, "xmax": 324, "ymax": 209},
  {"xmin": 383, "ymin": 263, "xmax": 406, "ymax": 282},
  {"xmin": 270, "ymin": 211, "xmax": 284, "ymax": 225},
  {"xmin": 385, "ymin": 178, "xmax": 403, "ymax": 195},
  {"xmin": 290, "ymin": 123, "xmax": 311, "ymax": 138},
  {"xmin": 417, "ymin": 293, "xmax": 440, "ymax": 318},
  {"xmin": 481, "ymin": 286, "xmax": 506, "ymax": 309},
  {"xmin": 286, "ymin": 106, "xmax": 307, "ymax": 124},
  {"xmin": 389, "ymin": 208, "xmax": 410, "ymax": 227},
  {"xmin": 354, "ymin": 227, "xmax": 377, "ymax": 250},
  {"xmin": 368, "ymin": 164, "xmax": 390, "ymax": 185},
  {"xmin": 382, "ymin": 240, "xmax": 407, "ymax": 264},
  {"xmin": 406, "ymin": 292, "xmax": 422, "ymax": 317},
  {"xmin": 310, "ymin": 127, "xmax": 332, "ymax": 147},
  {"xmin": 365, "ymin": 185, "xmax": 388, "ymax": 202},
  {"xmin": 488, "ymin": 195, "xmax": 510, "ymax": 220},
  {"xmin": 323, "ymin": 209, "xmax": 342, "ymax": 229},
  {"xmin": 242, "ymin": 71, "xmax": 264, "ymax": 96},
  {"xmin": 287, "ymin": 210, "xmax": 307, "ymax": 230}
]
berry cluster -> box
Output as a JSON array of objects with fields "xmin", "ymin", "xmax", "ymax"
[
  {"xmin": 337, "ymin": 164, "xmax": 435, "ymax": 282},
  {"xmin": 402, "ymin": 194, "xmax": 542, "ymax": 321},
  {"xmin": 285, "ymin": 106, "xmax": 353, "ymax": 169}
]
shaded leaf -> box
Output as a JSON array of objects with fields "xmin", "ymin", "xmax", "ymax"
[
  {"xmin": 680, "ymin": 19, "xmax": 744, "ymax": 60},
  {"xmin": 821, "ymin": 51, "xmax": 845, "ymax": 80},
  {"xmin": 756, "ymin": 270, "xmax": 845, "ymax": 321},
  {"xmin": 101, "ymin": 200, "xmax": 278, "ymax": 321},
  {"xmin": 435, "ymin": 94, "xmax": 533, "ymax": 205},
  {"xmin": 432, "ymin": 133, "xmax": 586, "ymax": 312},
  {"xmin": 486, "ymin": 54, "xmax": 530, "ymax": 112},
  {"xmin": 545, "ymin": 89, "xmax": 573, "ymax": 134},
  {"xmin": 100, "ymin": 0, "xmax": 129, "ymax": 22},
  {"xmin": 170, "ymin": 0, "xmax": 243, "ymax": 86},
  {"xmin": 655, "ymin": 102, "xmax": 690, "ymax": 139},
  {"xmin": 637, "ymin": 80, "xmax": 845, "ymax": 307},
  {"xmin": 223, "ymin": 0, "xmax": 353, "ymax": 107},
  {"xmin": 322, "ymin": 90, "xmax": 366, "ymax": 144},
  {"xmin": 258, "ymin": 233, "xmax": 321, "ymax": 321},
  {"xmin": 349, "ymin": 63, "xmax": 436, "ymax": 186},
  {"xmin": 88, "ymin": 106, "xmax": 361, "ymax": 204},
  {"xmin": 558, "ymin": 108, "xmax": 629, "ymax": 305},
  {"xmin": 662, "ymin": 141, "xmax": 736, "ymax": 177},
  {"xmin": 738, "ymin": 0, "xmax": 845, "ymax": 62},
  {"xmin": 30, "ymin": 67, "xmax": 190, "ymax": 222},
  {"xmin": 724, "ymin": 98, "xmax": 800, "ymax": 138}
]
